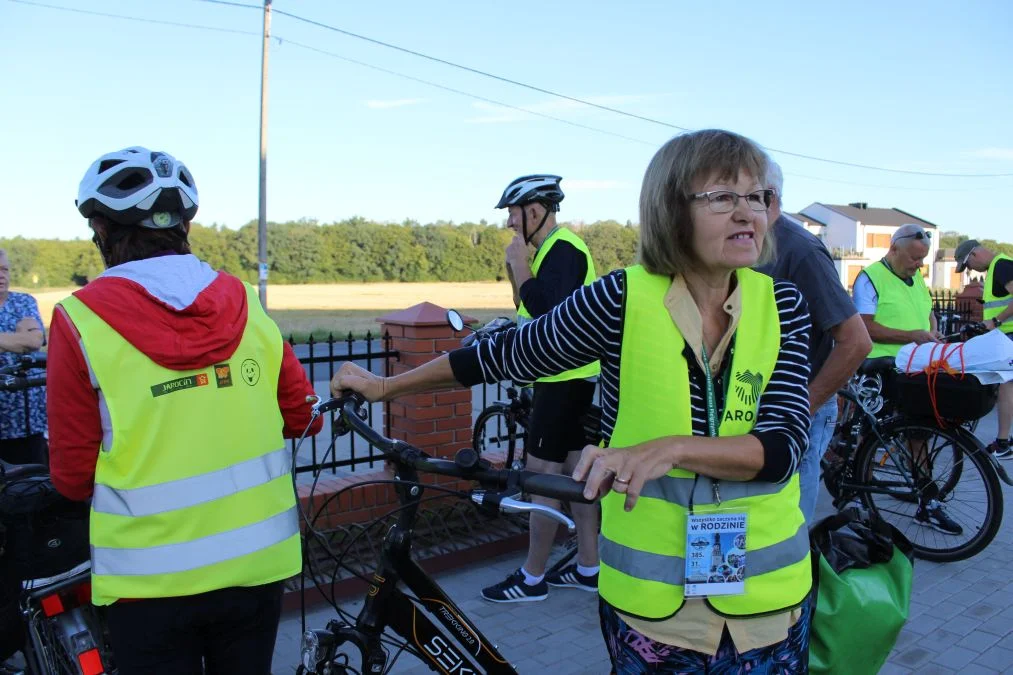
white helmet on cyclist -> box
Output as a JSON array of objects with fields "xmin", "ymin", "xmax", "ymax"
[
  {"xmin": 495, "ymin": 175, "xmax": 564, "ymax": 244},
  {"xmin": 76, "ymin": 147, "xmax": 199, "ymax": 229},
  {"xmin": 494, "ymin": 175, "xmax": 564, "ymax": 212}
]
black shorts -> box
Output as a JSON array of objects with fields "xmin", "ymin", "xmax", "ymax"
[{"xmin": 526, "ymin": 379, "xmax": 596, "ymax": 463}]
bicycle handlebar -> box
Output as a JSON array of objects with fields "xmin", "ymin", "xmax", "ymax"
[
  {"xmin": 313, "ymin": 393, "xmax": 592, "ymax": 504},
  {"xmin": 0, "ymin": 353, "xmax": 47, "ymax": 376},
  {"xmin": 0, "ymin": 375, "xmax": 47, "ymax": 391},
  {"xmin": 461, "ymin": 317, "xmax": 516, "ymax": 348},
  {"xmin": 0, "ymin": 459, "xmax": 50, "ymax": 483}
]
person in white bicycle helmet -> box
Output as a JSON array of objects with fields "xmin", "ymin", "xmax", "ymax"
[
  {"xmin": 47, "ymin": 147, "xmax": 321, "ymax": 675},
  {"xmin": 473, "ymin": 174, "xmax": 602, "ymax": 603}
]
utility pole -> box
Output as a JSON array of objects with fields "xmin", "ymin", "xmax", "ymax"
[{"xmin": 257, "ymin": 0, "xmax": 272, "ymax": 308}]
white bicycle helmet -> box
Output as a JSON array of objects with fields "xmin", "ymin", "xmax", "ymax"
[
  {"xmin": 494, "ymin": 174, "xmax": 564, "ymax": 211},
  {"xmin": 76, "ymin": 147, "xmax": 199, "ymax": 229}
]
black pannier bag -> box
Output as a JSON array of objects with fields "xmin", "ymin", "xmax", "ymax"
[
  {"xmin": 0, "ymin": 476, "xmax": 90, "ymax": 582},
  {"xmin": 888, "ymin": 371, "xmax": 997, "ymax": 424}
]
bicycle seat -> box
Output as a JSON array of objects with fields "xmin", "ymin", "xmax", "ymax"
[{"xmin": 857, "ymin": 357, "xmax": 896, "ymax": 376}]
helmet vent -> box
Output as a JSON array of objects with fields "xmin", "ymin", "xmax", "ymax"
[{"xmin": 98, "ymin": 159, "xmax": 125, "ymax": 173}]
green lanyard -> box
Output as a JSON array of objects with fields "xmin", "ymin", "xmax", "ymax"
[
  {"xmin": 700, "ymin": 344, "xmax": 719, "ymax": 438},
  {"xmin": 699, "ymin": 342, "xmax": 730, "ymax": 505}
]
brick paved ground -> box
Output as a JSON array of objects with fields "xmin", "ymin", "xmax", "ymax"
[{"xmin": 273, "ymin": 407, "xmax": 1013, "ymax": 673}]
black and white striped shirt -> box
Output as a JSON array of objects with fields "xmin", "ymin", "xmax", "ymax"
[{"xmin": 448, "ymin": 269, "xmax": 812, "ymax": 483}]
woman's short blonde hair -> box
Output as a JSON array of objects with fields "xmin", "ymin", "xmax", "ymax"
[{"xmin": 638, "ymin": 129, "xmax": 774, "ymax": 276}]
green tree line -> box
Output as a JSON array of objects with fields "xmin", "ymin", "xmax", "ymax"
[{"xmin": 1, "ymin": 218, "xmax": 640, "ymax": 288}]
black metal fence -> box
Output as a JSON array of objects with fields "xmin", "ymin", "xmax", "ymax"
[
  {"xmin": 289, "ymin": 331, "xmax": 398, "ymax": 475},
  {"xmin": 931, "ymin": 289, "xmax": 979, "ymax": 336}
]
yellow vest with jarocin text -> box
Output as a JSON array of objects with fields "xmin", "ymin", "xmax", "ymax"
[{"xmin": 59, "ymin": 283, "xmax": 301, "ymax": 606}]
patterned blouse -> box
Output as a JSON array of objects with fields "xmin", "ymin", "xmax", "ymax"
[{"xmin": 0, "ymin": 292, "xmax": 47, "ymax": 440}]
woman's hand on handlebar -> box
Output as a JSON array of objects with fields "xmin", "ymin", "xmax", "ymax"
[
  {"xmin": 330, "ymin": 362, "xmax": 387, "ymax": 402},
  {"xmin": 572, "ymin": 440, "xmax": 677, "ymax": 512}
]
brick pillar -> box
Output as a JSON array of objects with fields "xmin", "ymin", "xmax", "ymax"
[
  {"xmin": 957, "ymin": 281, "xmax": 984, "ymax": 323},
  {"xmin": 378, "ymin": 302, "xmax": 476, "ymax": 462}
]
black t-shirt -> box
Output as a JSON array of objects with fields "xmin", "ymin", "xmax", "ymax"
[
  {"xmin": 518, "ymin": 239, "xmax": 589, "ymax": 317},
  {"xmin": 757, "ymin": 217, "xmax": 858, "ymax": 380},
  {"xmin": 991, "ymin": 258, "xmax": 1013, "ymax": 298}
]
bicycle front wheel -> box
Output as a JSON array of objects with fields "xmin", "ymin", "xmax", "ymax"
[
  {"xmin": 472, "ymin": 405, "xmax": 525, "ymax": 468},
  {"xmin": 854, "ymin": 420, "xmax": 1003, "ymax": 562}
]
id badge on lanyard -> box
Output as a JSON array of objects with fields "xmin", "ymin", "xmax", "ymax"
[{"xmin": 684, "ymin": 343, "xmax": 747, "ymax": 597}]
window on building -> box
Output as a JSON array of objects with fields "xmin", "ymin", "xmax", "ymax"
[
  {"xmin": 950, "ymin": 269, "xmax": 962, "ymax": 290},
  {"xmin": 847, "ymin": 264, "xmax": 865, "ymax": 290},
  {"xmin": 866, "ymin": 233, "xmax": 891, "ymax": 248}
]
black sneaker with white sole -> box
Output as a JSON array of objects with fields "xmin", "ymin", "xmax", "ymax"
[
  {"xmin": 480, "ymin": 569, "xmax": 548, "ymax": 603},
  {"xmin": 915, "ymin": 500, "xmax": 963, "ymax": 535},
  {"xmin": 545, "ymin": 563, "xmax": 598, "ymax": 592},
  {"xmin": 986, "ymin": 440, "xmax": 1013, "ymax": 460}
]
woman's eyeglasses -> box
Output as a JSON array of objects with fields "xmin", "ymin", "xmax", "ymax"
[{"xmin": 688, "ymin": 189, "xmax": 773, "ymax": 214}]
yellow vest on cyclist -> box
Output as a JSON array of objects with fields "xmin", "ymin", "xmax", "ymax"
[
  {"xmin": 517, "ymin": 227, "xmax": 600, "ymax": 383},
  {"xmin": 598, "ymin": 265, "xmax": 811, "ymax": 620},
  {"xmin": 863, "ymin": 260, "xmax": 933, "ymax": 358},
  {"xmin": 984, "ymin": 253, "xmax": 1013, "ymax": 334},
  {"xmin": 59, "ymin": 284, "xmax": 301, "ymax": 606}
]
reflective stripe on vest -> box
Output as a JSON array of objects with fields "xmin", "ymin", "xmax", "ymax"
[
  {"xmin": 517, "ymin": 227, "xmax": 601, "ymax": 382},
  {"xmin": 59, "ymin": 281, "xmax": 301, "ymax": 605},
  {"xmin": 599, "ymin": 266, "xmax": 810, "ymax": 620},
  {"xmin": 600, "ymin": 522, "xmax": 808, "ymax": 587},
  {"xmin": 92, "ymin": 506, "xmax": 298, "ymax": 576},
  {"xmin": 984, "ymin": 254, "xmax": 1013, "ymax": 334},
  {"xmin": 92, "ymin": 447, "xmax": 290, "ymax": 517},
  {"xmin": 864, "ymin": 261, "xmax": 933, "ymax": 358}
]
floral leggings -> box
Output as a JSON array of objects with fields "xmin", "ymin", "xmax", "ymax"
[{"xmin": 599, "ymin": 598, "xmax": 812, "ymax": 674}]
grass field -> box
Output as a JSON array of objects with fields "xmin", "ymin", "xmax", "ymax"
[{"xmin": 20, "ymin": 282, "xmax": 515, "ymax": 341}]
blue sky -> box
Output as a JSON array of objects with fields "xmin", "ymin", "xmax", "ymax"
[{"xmin": 2, "ymin": 0, "xmax": 1012, "ymax": 242}]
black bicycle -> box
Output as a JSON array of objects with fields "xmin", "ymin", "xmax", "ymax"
[
  {"xmin": 822, "ymin": 356, "xmax": 1008, "ymax": 562},
  {"xmin": 296, "ymin": 394, "xmax": 593, "ymax": 675},
  {"xmin": 0, "ymin": 362, "xmax": 117, "ymax": 675},
  {"xmin": 448, "ymin": 313, "xmax": 602, "ymax": 469}
]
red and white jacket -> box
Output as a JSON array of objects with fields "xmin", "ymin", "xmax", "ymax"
[{"xmin": 47, "ymin": 254, "xmax": 323, "ymax": 501}]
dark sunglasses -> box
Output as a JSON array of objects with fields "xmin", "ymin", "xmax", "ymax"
[{"xmin": 894, "ymin": 230, "xmax": 931, "ymax": 242}]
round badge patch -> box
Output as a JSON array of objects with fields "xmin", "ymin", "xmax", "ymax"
[{"xmin": 241, "ymin": 359, "xmax": 261, "ymax": 386}]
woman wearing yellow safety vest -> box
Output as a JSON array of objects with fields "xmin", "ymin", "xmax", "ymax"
[
  {"xmin": 48, "ymin": 147, "xmax": 322, "ymax": 675},
  {"xmin": 332, "ymin": 129, "xmax": 814, "ymax": 672}
]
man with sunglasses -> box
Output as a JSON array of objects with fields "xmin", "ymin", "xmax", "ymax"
[
  {"xmin": 954, "ymin": 239, "xmax": 1013, "ymax": 458},
  {"xmin": 853, "ymin": 224, "xmax": 941, "ymax": 353},
  {"xmin": 853, "ymin": 224, "xmax": 961, "ymax": 535}
]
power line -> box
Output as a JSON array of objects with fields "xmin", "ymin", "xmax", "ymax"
[
  {"xmin": 8, "ymin": 0, "xmax": 259, "ymax": 35},
  {"xmin": 193, "ymin": 0, "xmax": 261, "ymax": 9},
  {"xmin": 276, "ymin": 39, "xmax": 1003, "ymax": 193},
  {"xmin": 11, "ymin": 0, "xmax": 1013, "ymax": 182},
  {"xmin": 279, "ymin": 39, "xmax": 658, "ymax": 148},
  {"xmin": 270, "ymin": 6, "xmax": 1013, "ymax": 179}
]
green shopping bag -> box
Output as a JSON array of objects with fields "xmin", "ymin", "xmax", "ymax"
[{"xmin": 808, "ymin": 508, "xmax": 914, "ymax": 675}]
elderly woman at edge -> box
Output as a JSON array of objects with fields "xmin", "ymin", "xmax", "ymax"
[{"xmin": 332, "ymin": 129, "xmax": 813, "ymax": 673}]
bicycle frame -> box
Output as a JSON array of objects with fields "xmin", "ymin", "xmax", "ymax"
[
  {"xmin": 303, "ymin": 465, "xmax": 516, "ymax": 674},
  {"xmin": 827, "ymin": 386, "xmax": 925, "ymax": 503}
]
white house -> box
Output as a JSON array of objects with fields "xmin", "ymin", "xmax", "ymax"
[{"xmin": 793, "ymin": 202, "xmax": 941, "ymax": 289}]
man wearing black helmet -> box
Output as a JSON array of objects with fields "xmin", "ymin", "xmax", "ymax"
[
  {"xmin": 480, "ymin": 175, "xmax": 601, "ymax": 602},
  {"xmin": 46, "ymin": 147, "xmax": 321, "ymax": 674}
]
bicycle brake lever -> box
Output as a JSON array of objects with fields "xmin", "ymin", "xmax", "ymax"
[{"xmin": 471, "ymin": 493, "xmax": 576, "ymax": 533}]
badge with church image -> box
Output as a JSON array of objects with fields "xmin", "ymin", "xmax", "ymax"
[{"xmin": 684, "ymin": 512, "xmax": 746, "ymax": 597}]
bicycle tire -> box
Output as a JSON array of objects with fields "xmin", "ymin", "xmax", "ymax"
[
  {"xmin": 853, "ymin": 419, "xmax": 1003, "ymax": 562},
  {"xmin": 472, "ymin": 405, "xmax": 525, "ymax": 468},
  {"xmin": 864, "ymin": 416, "xmax": 964, "ymax": 504}
]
